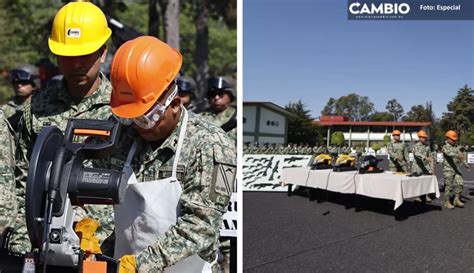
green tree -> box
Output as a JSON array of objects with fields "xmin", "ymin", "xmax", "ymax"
[
  {"xmin": 440, "ymin": 85, "xmax": 474, "ymax": 145},
  {"xmin": 331, "ymin": 131, "xmax": 345, "ymax": 147},
  {"xmin": 383, "ymin": 135, "xmax": 391, "ymax": 146},
  {"xmin": 285, "ymin": 100, "xmax": 322, "ymax": 145},
  {"xmin": 371, "ymin": 143, "xmax": 381, "ymax": 153},
  {"xmin": 370, "ymin": 111, "xmax": 393, "ymax": 121},
  {"xmin": 404, "ymin": 103, "xmax": 433, "ymax": 122},
  {"xmin": 385, "ymin": 98, "xmax": 404, "ymax": 121},
  {"xmin": 321, "ymin": 97, "xmax": 336, "ymax": 116},
  {"xmin": 321, "ymin": 93, "xmax": 374, "ymax": 121}
]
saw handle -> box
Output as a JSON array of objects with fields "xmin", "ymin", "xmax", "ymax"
[{"xmin": 63, "ymin": 119, "xmax": 121, "ymax": 159}]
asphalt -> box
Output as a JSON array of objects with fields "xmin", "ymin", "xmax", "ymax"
[{"xmin": 243, "ymin": 189, "xmax": 474, "ymax": 273}]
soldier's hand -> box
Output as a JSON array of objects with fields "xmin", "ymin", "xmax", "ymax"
[
  {"xmin": 119, "ymin": 255, "xmax": 137, "ymax": 273},
  {"xmin": 459, "ymin": 153, "xmax": 465, "ymax": 161}
]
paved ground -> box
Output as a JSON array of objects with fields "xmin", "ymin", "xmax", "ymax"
[{"xmin": 244, "ymin": 188, "xmax": 474, "ymax": 273}]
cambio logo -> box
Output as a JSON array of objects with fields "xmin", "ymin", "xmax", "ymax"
[{"xmin": 349, "ymin": 2, "xmax": 410, "ymax": 15}]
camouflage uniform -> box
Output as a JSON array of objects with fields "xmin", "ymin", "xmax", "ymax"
[
  {"xmin": 412, "ymin": 141, "xmax": 433, "ymax": 175},
  {"xmin": 200, "ymin": 106, "xmax": 236, "ymax": 144},
  {"xmin": 442, "ymin": 141, "xmax": 465, "ymax": 197},
  {"xmin": 103, "ymin": 110, "xmax": 236, "ymax": 272},
  {"xmin": 11, "ymin": 73, "xmax": 114, "ymax": 253},
  {"xmin": 1, "ymin": 97, "xmax": 24, "ymax": 119},
  {"xmin": 0, "ymin": 110, "xmax": 16, "ymax": 234},
  {"xmin": 387, "ymin": 141, "xmax": 408, "ymax": 172}
]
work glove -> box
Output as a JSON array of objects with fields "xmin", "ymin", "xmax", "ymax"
[
  {"xmin": 119, "ymin": 255, "xmax": 137, "ymax": 273},
  {"xmin": 74, "ymin": 218, "xmax": 102, "ymax": 254}
]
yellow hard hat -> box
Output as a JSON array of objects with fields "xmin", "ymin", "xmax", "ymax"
[
  {"xmin": 48, "ymin": 2, "xmax": 112, "ymax": 56},
  {"xmin": 392, "ymin": 130, "xmax": 401, "ymax": 136}
]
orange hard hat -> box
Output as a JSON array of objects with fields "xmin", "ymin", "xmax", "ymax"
[
  {"xmin": 110, "ymin": 36, "xmax": 182, "ymax": 119},
  {"xmin": 445, "ymin": 130, "xmax": 458, "ymax": 141},
  {"xmin": 417, "ymin": 130, "xmax": 427, "ymax": 138},
  {"xmin": 392, "ymin": 130, "xmax": 401, "ymax": 136}
]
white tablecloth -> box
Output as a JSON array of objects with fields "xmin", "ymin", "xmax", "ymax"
[
  {"xmin": 354, "ymin": 173, "xmax": 440, "ymax": 209},
  {"xmin": 327, "ymin": 171, "xmax": 359, "ymax": 194},
  {"xmin": 280, "ymin": 167, "xmax": 311, "ymax": 187},
  {"xmin": 281, "ymin": 168, "xmax": 440, "ymax": 210},
  {"xmin": 306, "ymin": 169, "xmax": 332, "ymax": 189}
]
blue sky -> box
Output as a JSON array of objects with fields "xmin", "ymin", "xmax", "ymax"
[{"xmin": 243, "ymin": 0, "xmax": 474, "ymax": 119}]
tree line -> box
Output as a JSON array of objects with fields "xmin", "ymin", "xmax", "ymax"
[{"xmin": 285, "ymin": 85, "xmax": 474, "ymax": 146}]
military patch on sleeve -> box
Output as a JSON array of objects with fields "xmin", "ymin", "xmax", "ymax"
[
  {"xmin": 210, "ymin": 163, "xmax": 236, "ymax": 207},
  {"xmin": 209, "ymin": 145, "xmax": 236, "ymax": 207}
]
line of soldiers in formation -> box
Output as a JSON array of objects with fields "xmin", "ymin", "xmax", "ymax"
[
  {"xmin": 244, "ymin": 143, "xmax": 354, "ymax": 155},
  {"xmin": 244, "ymin": 142, "xmax": 472, "ymax": 156}
]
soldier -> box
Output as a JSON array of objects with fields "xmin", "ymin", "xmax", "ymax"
[
  {"xmin": 106, "ymin": 36, "xmax": 236, "ymax": 273},
  {"xmin": 12, "ymin": 2, "xmax": 114, "ymax": 253},
  {"xmin": 252, "ymin": 142, "xmax": 260, "ymax": 154},
  {"xmin": 412, "ymin": 130, "xmax": 434, "ymax": 202},
  {"xmin": 2, "ymin": 65, "xmax": 40, "ymax": 131},
  {"xmin": 243, "ymin": 142, "xmax": 250, "ymax": 154},
  {"xmin": 387, "ymin": 130, "xmax": 408, "ymax": 172},
  {"xmin": 177, "ymin": 75, "xmax": 198, "ymax": 111},
  {"xmin": 199, "ymin": 76, "xmax": 237, "ymax": 143},
  {"xmin": 0, "ymin": 110, "xmax": 16, "ymax": 235},
  {"xmin": 442, "ymin": 130, "xmax": 470, "ymax": 209}
]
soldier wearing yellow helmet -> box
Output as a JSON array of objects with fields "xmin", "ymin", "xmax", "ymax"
[
  {"xmin": 442, "ymin": 130, "xmax": 470, "ymax": 209},
  {"xmin": 10, "ymin": 2, "xmax": 114, "ymax": 253}
]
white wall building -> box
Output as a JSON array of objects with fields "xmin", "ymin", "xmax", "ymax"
[{"xmin": 243, "ymin": 102, "xmax": 295, "ymax": 144}]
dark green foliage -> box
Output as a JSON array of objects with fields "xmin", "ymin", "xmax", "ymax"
[
  {"xmin": 321, "ymin": 93, "xmax": 374, "ymax": 121},
  {"xmin": 285, "ymin": 100, "xmax": 323, "ymax": 145},
  {"xmin": 440, "ymin": 85, "xmax": 474, "ymax": 145}
]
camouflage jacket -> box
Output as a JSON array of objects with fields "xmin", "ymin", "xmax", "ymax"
[
  {"xmin": 199, "ymin": 106, "xmax": 236, "ymax": 144},
  {"xmin": 1, "ymin": 97, "xmax": 24, "ymax": 119},
  {"xmin": 12, "ymin": 73, "xmax": 113, "ymax": 252},
  {"xmin": 101, "ymin": 109, "xmax": 235, "ymax": 272},
  {"xmin": 442, "ymin": 141, "xmax": 463, "ymax": 175},
  {"xmin": 412, "ymin": 141, "xmax": 432, "ymax": 174},
  {"xmin": 0, "ymin": 110, "xmax": 16, "ymax": 234},
  {"xmin": 387, "ymin": 141, "xmax": 408, "ymax": 171}
]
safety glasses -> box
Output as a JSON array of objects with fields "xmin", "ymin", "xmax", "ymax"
[{"xmin": 115, "ymin": 83, "xmax": 178, "ymax": 130}]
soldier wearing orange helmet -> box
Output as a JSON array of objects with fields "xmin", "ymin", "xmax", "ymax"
[
  {"xmin": 11, "ymin": 1, "xmax": 114, "ymax": 253},
  {"xmin": 412, "ymin": 130, "xmax": 434, "ymax": 202},
  {"xmin": 442, "ymin": 130, "xmax": 470, "ymax": 209},
  {"xmin": 387, "ymin": 129, "xmax": 408, "ymax": 172},
  {"xmin": 104, "ymin": 36, "xmax": 235, "ymax": 273}
]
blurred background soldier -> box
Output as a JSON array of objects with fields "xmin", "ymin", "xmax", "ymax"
[
  {"xmin": 412, "ymin": 130, "xmax": 434, "ymax": 202},
  {"xmin": 177, "ymin": 75, "xmax": 198, "ymax": 111},
  {"xmin": 387, "ymin": 130, "xmax": 408, "ymax": 172},
  {"xmin": 200, "ymin": 76, "xmax": 237, "ymax": 143},
  {"xmin": 2, "ymin": 64, "xmax": 40, "ymax": 131},
  {"xmin": 442, "ymin": 130, "xmax": 470, "ymax": 209}
]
